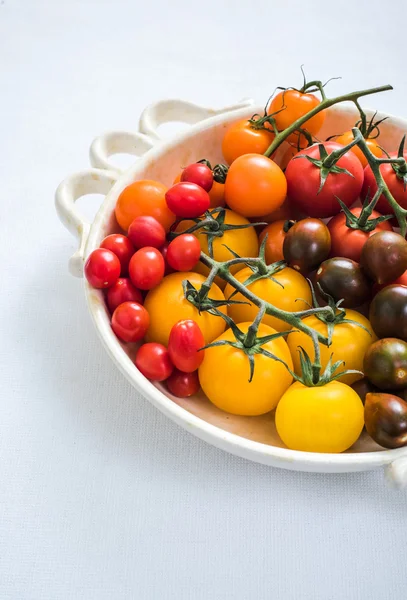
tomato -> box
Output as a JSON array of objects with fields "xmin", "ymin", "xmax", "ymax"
[
  {"xmin": 166, "ymin": 234, "xmax": 201, "ymax": 271},
  {"xmin": 259, "ymin": 220, "xmax": 294, "ymax": 264},
  {"xmin": 370, "ymin": 285, "xmax": 407, "ymax": 341},
  {"xmin": 287, "ymin": 311, "xmax": 376, "ymax": 385},
  {"xmin": 224, "ymin": 266, "xmax": 311, "ymax": 333},
  {"xmin": 168, "ymin": 320, "xmax": 205, "ymax": 372},
  {"xmin": 144, "ymin": 272, "xmax": 226, "ymax": 346},
  {"xmin": 360, "ymin": 231, "xmax": 407, "ymax": 285},
  {"xmin": 224, "ymin": 154, "xmax": 287, "ymax": 218},
  {"xmin": 283, "ymin": 218, "xmax": 331, "ymax": 274},
  {"xmin": 100, "ymin": 234, "xmax": 134, "ymax": 275},
  {"xmin": 315, "ymin": 258, "xmax": 371, "ymax": 308},
  {"xmin": 268, "ymin": 90, "xmax": 325, "ymax": 148},
  {"xmin": 160, "ymin": 243, "xmax": 175, "ymax": 276},
  {"xmin": 327, "ymin": 207, "xmax": 392, "ymax": 263},
  {"xmin": 335, "ymin": 130, "xmax": 382, "ymax": 168},
  {"xmin": 351, "ymin": 377, "xmax": 379, "ymax": 405},
  {"xmin": 275, "ymin": 380, "xmax": 364, "ymax": 453},
  {"xmin": 115, "ymin": 180, "xmax": 175, "ymax": 232},
  {"xmin": 198, "ymin": 322, "xmax": 293, "ymax": 416},
  {"xmin": 84, "ymin": 248, "xmax": 121, "ymax": 289},
  {"xmin": 260, "ymin": 195, "xmax": 305, "ymax": 224},
  {"xmin": 134, "ymin": 342, "xmax": 173, "ymax": 381},
  {"xmin": 174, "ymin": 172, "xmax": 225, "ymax": 208},
  {"xmin": 364, "ymin": 338, "xmax": 407, "ymax": 390},
  {"xmin": 362, "ymin": 151, "xmax": 407, "ymax": 215},
  {"xmin": 221, "ymin": 119, "xmax": 275, "ymax": 165},
  {"xmin": 165, "ymin": 182, "xmax": 210, "ymax": 218},
  {"xmin": 127, "ymin": 216, "xmax": 166, "ymax": 249},
  {"xmin": 128, "ymin": 247, "xmax": 165, "ymax": 290},
  {"xmin": 166, "ymin": 370, "xmax": 200, "ymax": 397},
  {"xmin": 106, "ymin": 278, "xmax": 143, "ymax": 313},
  {"xmin": 111, "ymin": 301, "xmax": 149, "ymax": 342},
  {"xmin": 285, "ymin": 142, "xmax": 364, "ymax": 218},
  {"xmin": 174, "ymin": 209, "xmax": 259, "ymax": 288},
  {"xmin": 374, "ymin": 269, "xmax": 407, "ymax": 295},
  {"xmin": 181, "ymin": 163, "xmax": 213, "ymax": 192},
  {"xmin": 365, "ymin": 393, "xmax": 407, "ymax": 449}
]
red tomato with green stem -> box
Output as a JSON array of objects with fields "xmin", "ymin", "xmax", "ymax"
[
  {"xmin": 111, "ymin": 301, "xmax": 150, "ymax": 343},
  {"xmin": 168, "ymin": 320, "xmax": 205, "ymax": 373},
  {"xmin": 106, "ymin": 278, "xmax": 143, "ymax": 313},
  {"xmin": 362, "ymin": 151, "xmax": 407, "ymax": 215},
  {"xmin": 134, "ymin": 343, "xmax": 174, "ymax": 381},
  {"xmin": 129, "ymin": 247, "xmax": 165, "ymax": 290},
  {"xmin": 100, "ymin": 234, "xmax": 135, "ymax": 276},
  {"xmin": 85, "ymin": 248, "xmax": 121, "ymax": 289}
]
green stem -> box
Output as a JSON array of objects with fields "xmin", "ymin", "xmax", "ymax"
[{"xmin": 244, "ymin": 305, "xmax": 265, "ymax": 348}]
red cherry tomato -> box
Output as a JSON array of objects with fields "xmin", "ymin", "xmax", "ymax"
[
  {"xmin": 128, "ymin": 247, "xmax": 165, "ymax": 290},
  {"xmin": 181, "ymin": 163, "xmax": 213, "ymax": 192},
  {"xmin": 127, "ymin": 216, "xmax": 166, "ymax": 249},
  {"xmin": 166, "ymin": 234, "xmax": 201, "ymax": 271},
  {"xmin": 100, "ymin": 234, "xmax": 135, "ymax": 275},
  {"xmin": 111, "ymin": 301, "xmax": 149, "ymax": 342},
  {"xmin": 165, "ymin": 182, "xmax": 210, "ymax": 218},
  {"xmin": 168, "ymin": 320, "xmax": 205, "ymax": 372},
  {"xmin": 166, "ymin": 369, "xmax": 200, "ymax": 397},
  {"xmin": 327, "ymin": 207, "xmax": 393, "ymax": 263},
  {"xmin": 362, "ymin": 152, "xmax": 407, "ymax": 215},
  {"xmin": 285, "ymin": 142, "xmax": 364, "ymax": 218},
  {"xmin": 106, "ymin": 278, "xmax": 143, "ymax": 313},
  {"xmin": 134, "ymin": 342, "xmax": 174, "ymax": 381},
  {"xmin": 84, "ymin": 248, "xmax": 121, "ymax": 289}
]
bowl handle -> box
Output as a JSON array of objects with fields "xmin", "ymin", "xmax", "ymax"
[
  {"xmin": 89, "ymin": 98, "xmax": 254, "ymax": 173},
  {"xmin": 386, "ymin": 454, "xmax": 407, "ymax": 489},
  {"xmin": 55, "ymin": 169, "xmax": 118, "ymax": 277}
]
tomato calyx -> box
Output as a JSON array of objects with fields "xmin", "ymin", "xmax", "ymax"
[
  {"xmin": 182, "ymin": 279, "xmax": 246, "ymax": 314},
  {"xmin": 336, "ymin": 195, "xmax": 393, "ymax": 233},
  {"xmin": 295, "ymin": 347, "xmax": 362, "ymax": 387},
  {"xmin": 197, "ymin": 159, "xmax": 229, "ymax": 184},
  {"xmin": 295, "ymin": 143, "xmax": 355, "ymax": 194},
  {"xmin": 391, "ymin": 136, "xmax": 407, "ymax": 187}
]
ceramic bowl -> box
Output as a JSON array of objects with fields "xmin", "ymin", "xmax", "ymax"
[{"xmin": 55, "ymin": 97, "xmax": 407, "ymax": 487}]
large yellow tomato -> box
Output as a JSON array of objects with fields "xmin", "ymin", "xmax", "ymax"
[
  {"xmin": 175, "ymin": 209, "xmax": 259, "ymax": 289},
  {"xmin": 224, "ymin": 266, "xmax": 312, "ymax": 333},
  {"xmin": 199, "ymin": 322, "xmax": 293, "ymax": 416},
  {"xmin": 287, "ymin": 311, "xmax": 376, "ymax": 385},
  {"xmin": 275, "ymin": 380, "xmax": 364, "ymax": 453},
  {"xmin": 144, "ymin": 272, "xmax": 226, "ymax": 346}
]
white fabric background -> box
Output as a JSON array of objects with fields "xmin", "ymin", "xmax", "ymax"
[{"xmin": 1, "ymin": 1, "xmax": 407, "ymax": 598}]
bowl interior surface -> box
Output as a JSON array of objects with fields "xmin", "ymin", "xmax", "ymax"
[{"xmin": 86, "ymin": 103, "xmax": 407, "ymax": 458}]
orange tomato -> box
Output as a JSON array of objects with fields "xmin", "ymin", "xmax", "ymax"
[
  {"xmin": 224, "ymin": 154, "xmax": 287, "ymax": 218},
  {"xmin": 222, "ymin": 119, "xmax": 275, "ymax": 165},
  {"xmin": 173, "ymin": 172, "xmax": 225, "ymax": 208},
  {"xmin": 115, "ymin": 180, "xmax": 175, "ymax": 232},
  {"xmin": 259, "ymin": 220, "xmax": 294, "ymax": 264},
  {"xmin": 260, "ymin": 195, "xmax": 304, "ymax": 224},
  {"xmin": 335, "ymin": 131, "xmax": 382, "ymax": 168},
  {"xmin": 268, "ymin": 90, "xmax": 325, "ymax": 148}
]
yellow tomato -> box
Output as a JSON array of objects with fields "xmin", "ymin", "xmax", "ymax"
[
  {"xmin": 175, "ymin": 209, "xmax": 259, "ymax": 289},
  {"xmin": 199, "ymin": 322, "xmax": 293, "ymax": 416},
  {"xmin": 287, "ymin": 311, "xmax": 376, "ymax": 385},
  {"xmin": 144, "ymin": 272, "xmax": 226, "ymax": 346},
  {"xmin": 275, "ymin": 380, "xmax": 364, "ymax": 453},
  {"xmin": 224, "ymin": 266, "xmax": 312, "ymax": 333}
]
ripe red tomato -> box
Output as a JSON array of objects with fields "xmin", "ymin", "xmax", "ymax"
[
  {"xmin": 362, "ymin": 152, "xmax": 407, "ymax": 215},
  {"xmin": 84, "ymin": 248, "xmax": 121, "ymax": 289},
  {"xmin": 127, "ymin": 216, "xmax": 166, "ymax": 249},
  {"xmin": 168, "ymin": 320, "xmax": 205, "ymax": 373},
  {"xmin": 327, "ymin": 207, "xmax": 393, "ymax": 262},
  {"xmin": 166, "ymin": 369, "xmax": 200, "ymax": 397},
  {"xmin": 134, "ymin": 343, "xmax": 174, "ymax": 381},
  {"xmin": 111, "ymin": 301, "xmax": 149, "ymax": 342},
  {"xmin": 165, "ymin": 182, "xmax": 210, "ymax": 218},
  {"xmin": 106, "ymin": 278, "xmax": 143, "ymax": 313},
  {"xmin": 100, "ymin": 234, "xmax": 135, "ymax": 275},
  {"xmin": 128, "ymin": 247, "xmax": 165, "ymax": 290},
  {"xmin": 166, "ymin": 234, "xmax": 201, "ymax": 271},
  {"xmin": 181, "ymin": 163, "xmax": 213, "ymax": 192},
  {"xmin": 285, "ymin": 142, "xmax": 364, "ymax": 218}
]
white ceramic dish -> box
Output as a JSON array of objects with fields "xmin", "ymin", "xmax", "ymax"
[{"xmin": 56, "ymin": 97, "xmax": 407, "ymax": 487}]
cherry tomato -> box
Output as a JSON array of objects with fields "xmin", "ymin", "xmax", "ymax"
[
  {"xmin": 221, "ymin": 119, "xmax": 275, "ymax": 165},
  {"xmin": 166, "ymin": 234, "xmax": 201, "ymax": 271},
  {"xmin": 168, "ymin": 320, "xmax": 205, "ymax": 372},
  {"xmin": 364, "ymin": 338, "xmax": 407, "ymax": 390},
  {"xmin": 360, "ymin": 231, "xmax": 407, "ymax": 285},
  {"xmin": 316, "ymin": 258, "xmax": 371, "ymax": 308},
  {"xmin": 365, "ymin": 393, "xmax": 407, "ymax": 449},
  {"xmin": 260, "ymin": 195, "xmax": 305, "ymax": 224},
  {"xmin": 165, "ymin": 182, "xmax": 210, "ymax": 218},
  {"xmin": 181, "ymin": 163, "xmax": 213, "ymax": 192},
  {"xmin": 106, "ymin": 278, "xmax": 143, "ymax": 313},
  {"xmin": 285, "ymin": 142, "xmax": 364, "ymax": 218},
  {"xmin": 335, "ymin": 130, "xmax": 382, "ymax": 168},
  {"xmin": 127, "ymin": 216, "xmax": 166, "ymax": 249},
  {"xmin": 84, "ymin": 248, "xmax": 121, "ymax": 289},
  {"xmin": 166, "ymin": 370, "xmax": 201, "ymax": 397},
  {"xmin": 374, "ymin": 269, "xmax": 407, "ymax": 295},
  {"xmin": 327, "ymin": 207, "xmax": 392, "ymax": 263},
  {"xmin": 174, "ymin": 172, "xmax": 225, "ymax": 209},
  {"xmin": 134, "ymin": 342, "xmax": 173, "ymax": 381},
  {"xmin": 111, "ymin": 301, "xmax": 149, "ymax": 342},
  {"xmin": 362, "ymin": 151, "xmax": 407, "ymax": 215},
  {"xmin": 224, "ymin": 154, "xmax": 287, "ymax": 217},
  {"xmin": 100, "ymin": 234, "xmax": 135, "ymax": 275},
  {"xmin": 283, "ymin": 218, "xmax": 331, "ymax": 274},
  {"xmin": 259, "ymin": 220, "xmax": 295, "ymax": 264},
  {"xmin": 128, "ymin": 247, "xmax": 165, "ymax": 290},
  {"xmin": 160, "ymin": 243, "xmax": 175, "ymax": 275},
  {"xmin": 369, "ymin": 285, "xmax": 407, "ymax": 341},
  {"xmin": 268, "ymin": 90, "xmax": 325, "ymax": 148},
  {"xmin": 115, "ymin": 180, "xmax": 175, "ymax": 232}
]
